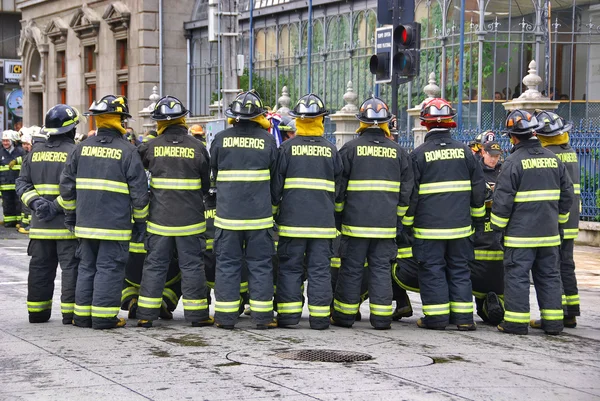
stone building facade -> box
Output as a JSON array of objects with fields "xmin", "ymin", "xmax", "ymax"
[{"xmin": 17, "ymin": 0, "xmax": 194, "ymax": 134}]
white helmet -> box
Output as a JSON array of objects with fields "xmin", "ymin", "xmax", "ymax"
[
  {"xmin": 2, "ymin": 130, "xmax": 19, "ymax": 142},
  {"xmin": 21, "ymin": 132, "xmax": 32, "ymax": 145}
]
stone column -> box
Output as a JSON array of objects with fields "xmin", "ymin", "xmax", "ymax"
[
  {"xmin": 138, "ymin": 85, "xmax": 160, "ymax": 134},
  {"xmin": 406, "ymin": 72, "xmax": 440, "ymax": 149},
  {"xmin": 502, "ymin": 60, "xmax": 559, "ymax": 113},
  {"xmin": 275, "ymin": 86, "xmax": 291, "ymax": 120},
  {"xmin": 330, "ymin": 81, "xmax": 360, "ymax": 150}
]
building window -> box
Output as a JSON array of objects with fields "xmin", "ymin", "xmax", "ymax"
[
  {"xmin": 120, "ymin": 82, "xmax": 128, "ymax": 98},
  {"xmin": 57, "ymin": 51, "xmax": 66, "ymax": 77},
  {"xmin": 59, "ymin": 88, "xmax": 67, "ymax": 104},
  {"xmin": 84, "ymin": 45, "xmax": 96, "ymax": 73},
  {"xmin": 87, "ymin": 84, "xmax": 96, "ymax": 131},
  {"xmin": 117, "ymin": 39, "xmax": 128, "ymax": 69}
]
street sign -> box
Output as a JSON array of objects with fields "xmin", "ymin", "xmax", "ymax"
[
  {"xmin": 377, "ymin": 0, "xmax": 416, "ymax": 26},
  {"xmin": 4, "ymin": 61, "xmax": 22, "ymax": 84},
  {"xmin": 370, "ymin": 26, "xmax": 394, "ymax": 84}
]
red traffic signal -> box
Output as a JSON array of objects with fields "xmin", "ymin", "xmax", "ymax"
[
  {"xmin": 392, "ymin": 22, "xmax": 421, "ymax": 78},
  {"xmin": 394, "ymin": 25, "xmax": 417, "ymax": 48}
]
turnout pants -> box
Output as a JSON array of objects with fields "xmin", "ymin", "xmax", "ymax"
[
  {"xmin": 74, "ymin": 239, "xmax": 128, "ymax": 329},
  {"xmin": 503, "ymin": 246, "xmax": 564, "ymax": 333},
  {"xmin": 27, "ymin": 239, "xmax": 78, "ymax": 323},
  {"xmin": 414, "ymin": 237, "xmax": 474, "ymax": 327},
  {"xmin": 205, "ymin": 242, "xmax": 250, "ymax": 307},
  {"xmin": 2, "ymin": 189, "xmax": 20, "ymax": 226},
  {"xmin": 214, "ymin": 228, "xmax": 274, "ymax": 326},
  {"xmin": 138, "ymin": 234, "xmax": 208, "ymax": 322},
  {"xmin": 332, "ymin": 236, "xmax": 396, "ymax": 329},
  {"xmin": 276, "ymin": 237, "xmax": 332, "ymax": 329},
  {"xmin": 560, "ymin": 239, "xmax": 580, "ymax": 316}
]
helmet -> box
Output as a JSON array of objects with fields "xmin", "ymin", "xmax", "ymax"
[
  {"xmin": 288, "ymin": 93, "xmax": 329, "ymax": 118},
  {"xmin": 279, "ymin": 117, "xmax": 296, "ymax": 133},
  {"xmin": 20, "ymin": 131, "xmax": 32, "ymax": 145},
  {"xmin": 355, "ymin": 96, "xmax": 393, "ymax": 124},
  {"xmin": 533, "ymin": 110, "xmax": 573, "ymax": 137},
  {"xmin": 41, "ymin": 104, "xmax": 81, "ymax": 135},
  {"xmin": 85, "ymin": 95, "xmax": 132, "ymax": 118},
  {"xmin": 189, "ymin": 124, "xmax": 204, "ymax": 136},
  {"xmin": 151, "ymin": 95, "xmax": 190, "ymax": 121},
  {"xmin": 225, "ymin": 90, "xmax": 266, "ymax": 120},
  {"xmin": 2, "ymin": 130, "xmax": 19, "ymax": 142},
  {"xmin": 420, "ymin": 98, "xmax": 456, "ymax": 122},
  {"xmin": 505, "ymin": 109, "xmax": 544, "ymax": 135}
]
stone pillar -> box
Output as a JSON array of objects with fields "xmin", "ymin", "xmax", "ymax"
[
  {"xmin": 275, "ymin": 86, "xmax": 291, "ymax": 120},
  {"xmin": 406, "ymin": 72, "xmax": 440, "ymax": 149},
  {"xmin": 330, "ymin": 81, "xmax": 360, "ymax": 149},
  {"xmin": 502, "ymin": 60, "xmax": 559, "ymax": 113},
  {"xmin": 138, "ymin": 85, "xmax": 160, "ymax": 133}
]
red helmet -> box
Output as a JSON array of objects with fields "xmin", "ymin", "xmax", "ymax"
[{"xmin": 420, "ymin": 98, "xmax": 456, "ymax": 122}]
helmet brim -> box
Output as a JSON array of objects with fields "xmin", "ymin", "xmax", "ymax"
[
  {"xmin": 288, "ymin": 110, "xmax": 329, "ymax": 118},
  {"xmin": 355, "ymin": 114, "xmax": 393, "ymax": 124},
  {"xmin": 224, "ymin": 108, "xmax": 266, "ymax": 120},
  {"xmin": 150, "ymin": 110, "xmax": 189, "ymax": 121},
  {"xmin": 536, "ymin": 121, "xmax": 573, "ymax": 137},
  {"xmin": 84, "ymin": 110, "xmax": 133, "ymax": 118}
]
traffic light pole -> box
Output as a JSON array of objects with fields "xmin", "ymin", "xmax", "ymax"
[{"xmin": 391, "ymin": 0, "xmax": 400, "ymax": 119}]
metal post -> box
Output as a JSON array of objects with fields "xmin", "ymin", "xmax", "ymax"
[
  {"xmin": 391, "ymin": 0, "xmax": 399, "ymax": 120},
  {"xmin": 159, "ymin": 0, "xmax": 163, "ymax": 96},
  {"xmin": 440, "ymin": 0, "xmax": 448, "ymax": 98},
  {"xmin": 457, "ymin": 0, "xmax": 466, "ymax": 131},
  {"xmin": 307, "ymin": 0, "xmax": 313, "ymax": 92},
  {"xmin": 249, "ymin": 0, "xmax": 254, "ymax": 89},
  {"xmin": 476, "ymin": 0, "xmax": 484, "ymax": 130}
]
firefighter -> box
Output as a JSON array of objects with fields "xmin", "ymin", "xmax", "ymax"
[
  {"xmin": 531, "ymin": 110, "xmax": 580, "ymax": 329},
  {"xmin": 1, "ymin": 130, "xmax": 25, "ymax": 227},
  {"xmin": 493, "ymin": 109, "xmax": 574, "ymax": 335},
  {"xmin": 332, "ymin": 96, "xmax": 413, "ymax": 330},
  {"xmin": 189, "ymin": 124, "xmax": 207, "ymax": 146},
  {"xmin": 271, "ymin": 93, "xmax": 343, "ymax": 330},
  {"xmin": 408, "ymin": 98, "xmax": 485, "ymax": 331},
  {"xmin": 15, "ymin": 105, "xmax": 80, "ymax": 324},
  {"xmin": 14, "ymin": 130, "xmax": 32, "ymax": 234},
  {"xmin": 211, "ymin": 90, "xmax": 278, "ymax": 330},
  {"xmin": 59, "ymin": 95, "xmax": 149, "ymax": 329},
  {"xmin": 136, "ymin": 96, "xmax": 212, "ymax": 328}
]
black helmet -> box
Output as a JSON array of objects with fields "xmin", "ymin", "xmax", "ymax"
[
  {"xmin": 151, "ymin": 95, "xmax": 190, "ymax": 121},
  {"xmin": 41, "ymin": 104, "xmax": 80, "ymax": 135},
  {"xmin": 225, "ymin": 90, "xmax": 266, "ymax": 120},
  {"xmin": 85, "ymin": 95, "xmax": 132, "ymax": 118},
  {"xmin": 505, "ymin": 109, "xmax": 544, "ymax": 135},
  {"xmin": 356, "ymin": 96, "xmax": 393, "ymax": 124},
  {"xmin": 288, "ymin": 93, "xmax": 329, "ymax": 118},
  {"xmin": 533, "ymin": 110, "xmax": 573, "ymax": 137}
]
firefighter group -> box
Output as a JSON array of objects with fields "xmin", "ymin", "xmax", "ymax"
[{"xmin": 8, "ymin": 89, "xmax": 579, "ymax": 336}]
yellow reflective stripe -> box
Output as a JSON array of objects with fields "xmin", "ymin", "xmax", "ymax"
[
  {"xmin": 278, "ymin": 225, "xmax": 337, "ymax": 238},
  {"xmin": 74, "ymin": 304, "xmax": 91, "ymax": 316},
  {"xmin": 250, "ymin": 299, "xmax": 273, "ymax": 312},
  {"xmin": 347, "ymin": 179, "xmax": 400, "ymax": 192},
  {"xmin": 422, "ymin": 303, "xmax": 450, "ymax": 316},
  {"xmin": 514, "ymin": 190, "xmax": 560, "ymax": 202},
  {"xmin": 308, "ymin": 305, "xmax": 330, "ymax": 317},
  {"xmin": 504, "ymin": 235, "xmax": 561, "ymax": 248},
  {"xmin": 562, "ymin": 228, "xmax": 579, "ymax": 239},
  {"xmin": 91, "ymin": 306, "xmax": 120, "ymax": 317},
  {"xmin": 573, "ymin": 184, "xmax": 580, "ymax": 195},
  {"xmin": 330, "ymin": 257, "xmax": 341, "ymax": 268},
  {"xmin": 129, "ymin": 242, "xmax": 146, "ymax": 253},
  {"xmin": 504, "ymin": 310, "xmax": 530, "ymax": 323},
  {"xmin": 402, "ymin": 215, "xmax": 414, "ymax": 226},
  {"xmin": 240, "ymin": 281, "xmax": 249, "ymax": 293},
  {"xmin": 414, "ymin": 225, "xmax": 473, "ymax": 240},
  {"xmin": 397, "ymin": 247, "xmax": 413, "ymax": 259},
  {"xmin": 369, "ymin": 303, "xmax": 393, "ymax": 316},
  {"xmin": 150, "ymin": 177, "xmax": 202, "ymax": 190},
  {"xmin": 284, "ymin": 177, "xmax": 335, "ymax": 192},
  {"xmin": 75, "ymin": 226, "xmax": 131, "ymax": 241},
  {"xmin": 138, "ymin": 296, "xmax": 162, "ymax": 309},
  {"xmin": 214, "ymin": 216, "xmax": 273, "ymax": 230},
  {"xmin": 57, "ymin": 195, "xmax": 76, "ymax": 211},
  {"xmin": 333, "ymin": 299, "xmax": 359, "ymax": 315},
  {"xmin": 341, "ymin": 225, "xmax": 395, "ymax": 238},
  {"xmin": 206, "ymin": 238, "xmax": 214, "ymax": 250},
  {"xmin": 470, "ymin": 205, "xmax": 486, "ymax": 218},
  {"xmin": 214, "ymin": 300, "xmax": 239, "ymax": 313},
  {"xmin": 35, "ymin": 184, "xmax": 60, "ymax": 195},
  {"xmin": 121, "ymin": 287, "xmax": 139, "ymax": 303},
  {"xmin": 125, "ymin": 279, "xmax": 140, "ymax": 288},
  {"xmin": 450, "ymin": 301, "xmax": 474, "ymax": 313},
  {"xmin": 474, "ymin": 249, "xmax": 504, "ymax": 261},
  {"xmin": 133, "ymin": 204, "xmax": 149, "ymax": 219},
  {"xmin": 164, "ymin": 272, "xmax": 182, "ymax": 287},
  {"xmin": 566, "ymin": 294, "xmax": 580, "ymax": 305},
  {"xmin": 182, "ymin": 298, "xmax": 208, "ymax": 310},
  {"xmin": 29, "ymin": 228, "xmax": 76, "ymax": 240},
  {"xmin": 76, "ymin": 178, "xmax": 129, "ymax": 194},
  {"xmin": 272, "ymin": 205, "xmax": 279, "ymax": 215},
  {"xmin": 490, "ymin": 213, "xmax": 509, "ymax": 228},
  {"xmin": 0, "ymin": 184, "xmax": 16, "ymax": 191},
  {"xmin": 217, "ymin": 169, "xmax": 270, "ymax": 182},
  {"xmin": 3, "ymin": 215, "xmax": 18, "ymax": 222},
  {"xmin": 419, "ymin": 180, "xmax": 471, "ymax": 195},
  {"xmin": 558, "ymin": 213, "xmax": 570, "ymax": 224},
  {"xmin": 562, "ymin": 294, "xmax": 567, "ymax": 306},
  {"xmin": 540, "ymin": 309, "xmax": 564, "ymax": 321},
  {"xmin": 61, "ymin": 302, "xmax": 75, "ymax": 314},
  {"xmin": 335, "ymin": 202, "xmax": 344, "ymax": 212},
  {"xmin": 162, "ymin": 288, "xmax": 178, "ymax": 305},
  {"xmin": 472, "ymin": 290, "xmax": 487, "ymax": 299},
  {"xmin": 21, "ymin": 189, "xmax": 40, "ymax": 205},
  {"xmin": 277, "ymin": 302, "xmax": 303, "ymax": 314},
  {"xmin": 147, "ymin": 221, "xmax": 206, "ymax": 236},
  {"xmin": 27, "ymin": 300, "xmax": 52, "ymax": 312},
  {"xmin": 397, "ymin": 205, "xmax": 409, "ymax": 217}
]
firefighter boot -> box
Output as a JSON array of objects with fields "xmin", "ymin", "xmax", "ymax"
[
  {"xmin": 564, "ymin": 316, "xmax": 577, "ymax": 328},
  {"xmin": 256, "ymin": 319, "xmax": 278, "ymax": 330},
  {"xmin": 529, "ymin": 319, "xmax": 561, "ymax": 335},
  {"xmin": 392, "ymin": 293, "xmax": 413, "ymax": 321},
  {"xmin": 192, "ymin": 317, "xmax": 215, "ymax": 327},
  {"xmin": 484, "ymin": 292, "xmax": 504, "ymax": 326},
  {"xmin": 95, "ymin": 317, "xmax": 126, "ymax": 330},
  {"xmin": 498, "ymin": 321, "xmax": 528, "ymax": 335},
  {"xmin": 137, "ymin": 319, "xmax": 153, "ymax": 328},
  {"xmin": 457, "ymin": 323, "xmax": 477, "ymax": 331},
  {"xmin": 159, "ymin": 301, "xmax": 173, "ymax": 320},
  {"xmin": 417, "ymin": 318, "xmax": 445, "ymax": 330},
  {"xmin": 127, "ymin": 298, "xmax": 138, "ymax": 319}
]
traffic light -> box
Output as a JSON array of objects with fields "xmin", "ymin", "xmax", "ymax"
[
  {"xmin": 393, "ymin": 22, "xmax": 421, "ymax": 78},
  {"xmin": 370, "ymin": 26, "xmax": 394, "ymax": 84}
]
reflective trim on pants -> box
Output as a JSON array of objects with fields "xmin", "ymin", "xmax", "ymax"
[
  {"xmin": 61, "ymin": 302, "xmax": 75, "ymax": 314},
  {"xmin": 74, "ymin": 304, "xmax": 91, "ymax": 317},
  {"xmin": 540, "ymin": 309, "xmax": 564, "ymax": 321},
  {"xmin": 308, "ymin": 305, "xmax": 330, "ymax": 317},
  {"xmin": 565, "ymin": 294, "xmax": 580, "ymax": 306},
  {"xmin": 27, "ymin": 300, "xmax": 52, "ymax": 313},
  {"xmin": 504, "ymin": 310, "xmax": 530, "ymax": 324},
  {"xmin": 369, "ymin": 303, "xmax": 393, "ymax": 316},
  {"xmin": 450, "ymin": 301, "xmax": 474, "ymax": 314},
  {"xmin": 182, "ymin": 298, "xmax": 208, "ymax": 311},
  {"xmin": 91, "ymin": 306, "xmax": 120, "ymax": 318},
  {"xmin": 333, "ymin": 299, "xmax": 359, "ymax": 315},
  {"xmin": 250, "ymin": 299, "xmax": 273, "ymax": 313},
  {"xmin": 422, "ymin": 303, "xmax": 450, "ymax": 316},
  {"xmin": 214, "ymin": 300, "xmax": 239, "ymax": 313},
  {"xmin": 277, "ymin": 302, "xmax": 303, "ymax": 314},
  {"xmin": 138, "ymin": 296, "xmax": 162, "ymax": 309}
]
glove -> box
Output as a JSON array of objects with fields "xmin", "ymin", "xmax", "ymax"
[
  {"xmin": 64, "ymin": 213, "xmax": 76, "ymax": 233},
  {"xmin": 8, "ymin": 160, "xmax": 17, "ymax": 169},
  {"xmin": 36, "ymin": 199, "xmax": 60, "ymax": 222},
  {"xmin": 131, "ymin": 222, "xmax": 147, "ymax": 244},
  {"xmin": 492, "ymin": 230, "xmax": 504, "ymax": 251},
  {"xmin": 30, "ymin": 198, "xmax": 46, "ymax": 212},
  {"xmin": 396, "ymin": 225, "xmax": 414, "ymax": 246}
]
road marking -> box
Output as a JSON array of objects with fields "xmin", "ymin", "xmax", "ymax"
[{"xmin": 0, "ymin": 281, "xmax": 27, "ymax": 285}]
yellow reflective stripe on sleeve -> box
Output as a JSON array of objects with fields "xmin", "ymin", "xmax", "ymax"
[
  {"xmin": 250, "ymin": 299, "xmax": 273, "ymax": 312},
  {"xmin": 422, "ymin": 303, "xmax": 450, "ymax": 316},
  {"xmin": 76, "ymin": 178, "xmax": 129, "ymax": 194},
  {"xmin": 284, "ymin": 177, "xmax": 335, "ymax": 192},
  {"xmin": 418, "ymin": 180, "xmax": 471, "ymax": 195},
  {"xmin": 335, "ymin": 202, "xmax": 344, "ymax": 212},
  {"xmin": 61, "ymin": 302, "xmax": 75, "ymax": 314},
  {"xmin": 333, "ymin": 299, "xmax": 359, "ymax": 315},
  {"xmin": 565, "ymin": 294, "xmax": 580, "ymax": 306},
  {"xmin": 397, "ymin": 247, "xmax": 413, "ymax": 259},
  {"xmin": 133, "ymin": 204, "xmax": 149, "ymax": 219},
  {"xmin": 330, "ymin": 257, "xmax": 341, "ymax": 268},
  {"xmin": 369, "ymin": 303, "xmax": 393, "ymax": 316},
  {"xmin": 35, "ymin": 184, "xmax": 60, "ymax": 195},
  {"xmin": 75, "ymin": 226, "xmax": 131, "ymax": 241},
  {"xmin": 347, "ymin": 179, "xmax": 400, "ymax": 192},
  {"xmin": 150, "ymin": 177, "xmax": 202, "ymax": 190},
  {"xmin": 573, "ymin": 184, "xmax": 580, "ymax": 195},
  {"xmin": 562, "ymin": 294, "xmax": 567, "ymax": 306},
  {"xmin": 272, "ymin": 205, "xmax": 279, "ymax": 215},
  {"xmin": 121, "ymin": 287, "xmax": 139, "ymax": 303},
  {"xmin": 474, "ymin": 249, "xmax": 504, "ymax": 261},
  {"xmin": 308, "ymin": 305, "xmax": 330, "ymax": 317},
  {"xmin": 540, "ymin": 309, "xmax": 564, "ymax": 321},
  {"xmin": 341, "ymin": 225, "xmax": 395, "ymax": 238},
  {"xmin": 216, "ymin": 169, "xmax": 270, "ymax": 182},
  {"xmin": 514, "ymin": 190, "xmax": 560, "ymax": 202},
  {"xmin": 74, "ymin": 304, "xmax": 91, "ymax": 316},
  {"xmin": 91, "ymin": 306, "xmax": 120, "ymax": 318},
  {"xmin": 214, "ymin": 300, "xmax": 239, "ymax": 313},
  {"xmin": 450, "ymin": 301, "xmax": 474, "ymax": 314},
  {"xmin": 0, "ymin": 184, "xmax": 16, "ymax": 191},
  {"xmin": 562, "ymin": 228, "xmax": 579, "ymax": 239},
  {"xmin": 558, "ymin": 213, "xmax": 570, "ymax": 224},
  {"xmin": 57, "ymin": 195, "xmax": 76, "ymax": 211},
  {"xmin": 504, "ymin": 235, "xmax": 561, "ymax": 248},
  {"xmin": 490, "ymin": 213, "xmax": 509, "ymax": 228},
  {"xmin": 277, "ymin": 302, "xmax": 303, "ymax": 314},
  {"xmin": 504, "ymin": 310, "xmax": 530, "ymax": 323},
  {"xmin": 397, "ymin": 205, "xmax": 409, "ymax": 217},
  {"xmin": 414, "ymin": 225, "xmax": 473, "ymax": 240},
  {"xmin": 128, "ymin": 242, "xmax": 146, "ymax": 253},
  {"xmin": 21, "ymin": 189, "xmax": 40, "ymax": 205},
  {"xmin": 29, "ymin": 228, "xmax": 76, "ymax": 240},
  {"xmin": 214, "ymin": 216, "xmax": 273, "ymax": 230},
  {"xmin": 147, "ymin": 221, "xmax": 206, "ymax": 236},
  {"xmin": 182, "ymin": 298, "xmax": 208, "ymax": 310},
  {"xmin": 138, "ymin": 296, "xmax": 162, "ymax": 309},
  {"xmin": 402, "ymin": 215, "xmax": 414, "ymax": 226},
  {"xmin": 27, "ymin": 300, "xmax": 52, "ymax": 312},
  {"xmin": 470, "ymin": 205, "xmax": 486, "ymax": 218},
  {"xmin": 278, "ymin": 225, "xmax": 337, "ymax": 238}
]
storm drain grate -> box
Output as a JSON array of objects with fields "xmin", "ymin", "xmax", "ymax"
[{"xmin": 276, "ymin": 349, "xmax": 373, "ymax": 363}]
